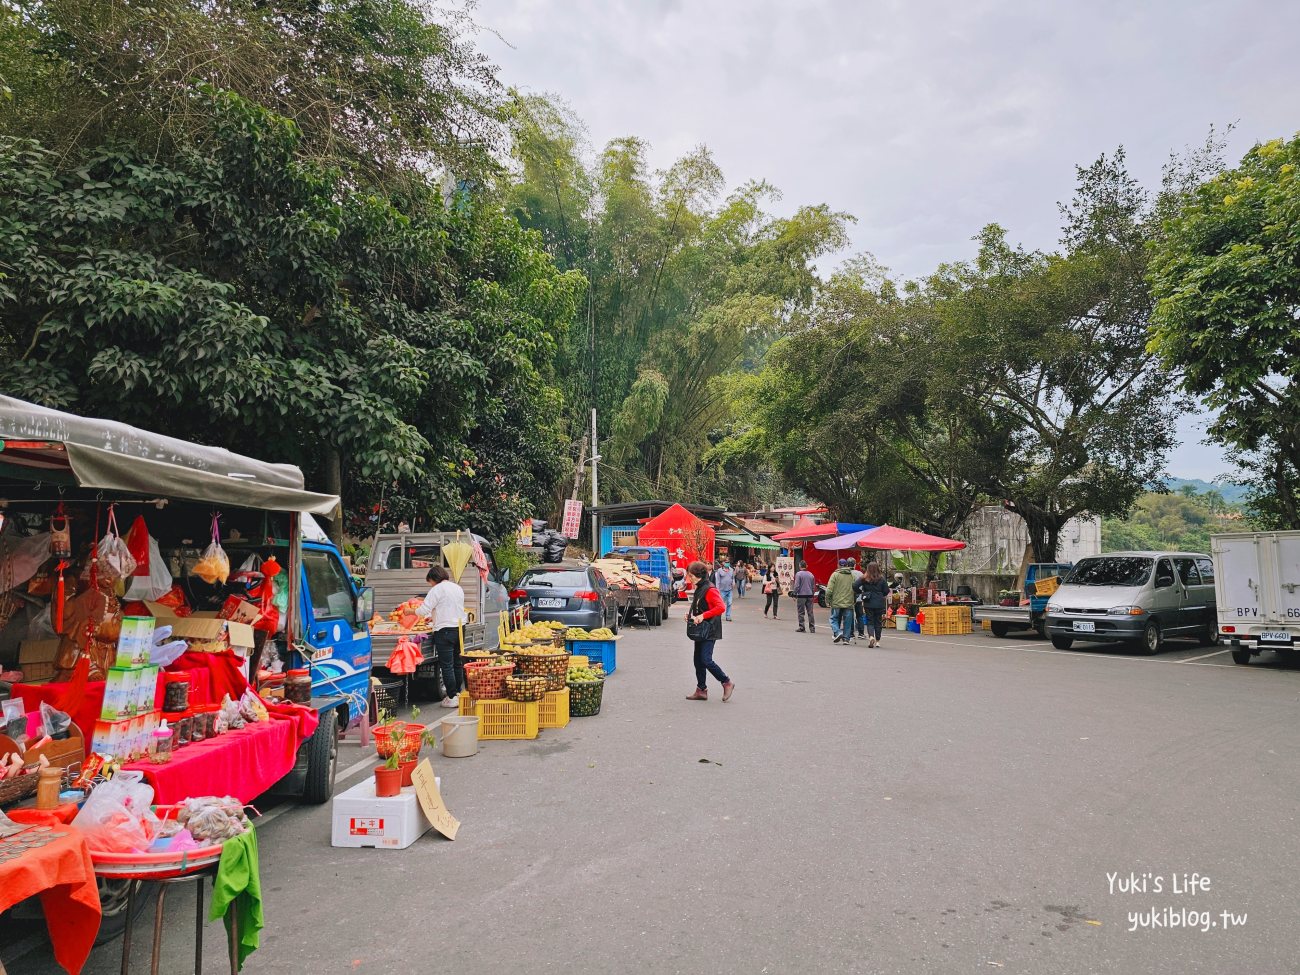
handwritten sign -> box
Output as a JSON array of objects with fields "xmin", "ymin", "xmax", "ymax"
[
  {"xmin": 561, "ymin": 499, "xmax": 583, "ymax": 538},
  {"xmin": 411, "ymin": 759, "xmax": 459, "ymax": 841}
]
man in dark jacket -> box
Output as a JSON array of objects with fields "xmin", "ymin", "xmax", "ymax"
[{"xmin": 792, "ymin": 561, "xmax": 817, "ymax": 633}]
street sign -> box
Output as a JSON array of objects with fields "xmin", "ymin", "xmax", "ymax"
[{"xmin": 562, "ymin": 499, "xmax": 583, "ymax": 538}]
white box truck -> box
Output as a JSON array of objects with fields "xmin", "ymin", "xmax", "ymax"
[{"xmin": 1212, "ymin": 530, "xmax": 1300, "ymax": 665}]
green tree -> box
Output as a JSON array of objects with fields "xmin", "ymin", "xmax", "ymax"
[{"xmin": 1149, "ymin": 134, "xmax": 1300, "ymax": 525}]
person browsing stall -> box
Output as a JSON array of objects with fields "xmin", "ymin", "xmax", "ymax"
[{"xmin": 415, "ymin": 565, "xmax": 468, "ymax": 708}]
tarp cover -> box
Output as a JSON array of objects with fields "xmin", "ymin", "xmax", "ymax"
[
  {"xmin": 716, "ymin": 532, "xmax": 780, "ymax": 550},
  {"xmin": 772, "ymin": 518, "xmax": 874, "ymax": 542},
  {"xmin": 814, "ymin": 524, "xmax": 966, "ymax": 552},
  {"xmin": 0, "ymin": 395, "xmax": 340, "ymax": 515}
]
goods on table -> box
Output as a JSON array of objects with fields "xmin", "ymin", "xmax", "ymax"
[
  {"xmin": 504, "ymin": 675, "xmax": 547, "ymax": 702},
  {"xmin": 564, "ymin": 627, "xmax": 614, "ymax": 641}
]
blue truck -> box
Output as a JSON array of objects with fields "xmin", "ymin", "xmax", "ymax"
[
  {"xmin": 973, "ymin": 563, "xmax": 1073, "ymax": 638},
  {"xmin": 605, "ymin": 546, "xmax": 675, "ymax": 626}
]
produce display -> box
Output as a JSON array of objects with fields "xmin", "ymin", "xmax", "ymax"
[
  {"xmin": 369, "ymin": 597, "xmax": 432, "ymax": 633},
  {"xmin": 502, "ymin": 621, "xmax": 563, "ymax": 645},
  {"xmin": 567, "ymin": 664, "xmax": 605, "ymax": 717},
  {"xmin": 565, "ymin": 627, "xmax": 615, "ymax": 641}
]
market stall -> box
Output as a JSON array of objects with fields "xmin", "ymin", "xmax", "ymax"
[{"xmin": 772, "ymin": 518, "xmax": 875, "ymax": 584}]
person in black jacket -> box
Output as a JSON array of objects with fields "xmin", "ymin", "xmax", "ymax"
[{"xmin": 855, "ymin": 561, "xmax": 891, "ymax": 648}]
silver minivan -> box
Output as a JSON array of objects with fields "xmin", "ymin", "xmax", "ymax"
[{"xmin": 1043, "ymin": 551, "xmax": 1218, "ymax": 654}]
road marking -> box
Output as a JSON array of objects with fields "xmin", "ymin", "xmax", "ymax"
[
  {"xmin": 904, "ymin": 636, "xmax": 1256, "ymax": 668},
  {"xmin": 1177, "ymin": 648, "xmax": 1232, "ymax": 663}
]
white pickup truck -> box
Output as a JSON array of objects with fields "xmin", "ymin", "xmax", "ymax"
[{"xmin": 1212, "ymin": 530, "xmax": 1300, "ymax": 665}]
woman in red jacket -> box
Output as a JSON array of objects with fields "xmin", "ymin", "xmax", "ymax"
[{"xmin": 685, "ymin": 560, "xmax": 736, "ymax": 702}]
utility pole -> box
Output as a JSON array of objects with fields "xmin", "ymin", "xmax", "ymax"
[
  {"xmin": 590, "ymin": 408, "xmax": 600, "ymax": 555},
  {"xmin": 572, "ymin": 434, "xmax": 587, "ymax": 501}
]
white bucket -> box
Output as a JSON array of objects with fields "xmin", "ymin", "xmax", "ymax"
[
  {"xmin": 434, "ymin": 716, "xmax": 479, "ymax": 758},
  {"xmin": 894, "ymin": 614, "xmax": 909, "ymax": 631}
]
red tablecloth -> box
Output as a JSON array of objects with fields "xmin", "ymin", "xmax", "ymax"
[
  {"xmin": 120, "ymin": 712, "xmax": 307, "ymax": 804},
  {"xmin": 0, "ymin": 825, "xmax": 101, "ymax": 974},
  {"xmin": 13, "ymin": 668, "xmax": 214, "ymax": 738}
]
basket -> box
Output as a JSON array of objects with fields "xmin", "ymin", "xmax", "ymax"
[
  {"xmin": 512, "ymin": 651, "xmax": 570, "ymax": 681},
  {"xmin": 538, "ymin": 688, "xmax": 569, "ymax": 729},
  {"xmin": 505, "ymin": 675, "xmax": 547, "ymax": 703},
  {"xmin": 567, "ymin": 677, "xmax": 605, "ymax": 717},
  {"xmin": 464, "ymin": 660, "xmax": 515, "ymax": 700},
  {"xmin": 471, "ymin": 699, "xmax": 540, "ymax": 740},
  {"xmin": 372, "ymin": 722, "xmax": 408, "ymax": 759}
]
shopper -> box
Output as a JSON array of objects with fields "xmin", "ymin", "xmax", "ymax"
[
  {"xmin": 856, "ymin": 561, "xmax": 891, "ymax": 648},
  {"xmin": 415, "ymin": 565, "xmax": 469, "ymax": 707},
  {"xmin": 684, "ymin": 561, "xmax": 735, "ymax": 702},
  {"xmin": 825, "ymin": 558, "xmax": 857, "ymax": 644},
  {"xmin": 736, "ymin": 561, "xmax": 749, "ymax": 598},
  {"xmin": 715, "ymin": 559, "xmax": 735, "ymax": 621},
  {"xmin": 792, "ymin": 560, "xmax": 817, "ymax": 633},
  {"xmin": 762, "ymin": 567, "xmax": 781, "ymax": 619}
]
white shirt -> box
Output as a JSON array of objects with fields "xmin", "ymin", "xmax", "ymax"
[{"xmin": 417, "ymin": 580, "xmax": 467, "ymax": 632}]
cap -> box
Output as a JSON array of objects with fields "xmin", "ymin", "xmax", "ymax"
[{"xmin": 838, "ymin": 558, "xmax": 852, "ymax": 567}]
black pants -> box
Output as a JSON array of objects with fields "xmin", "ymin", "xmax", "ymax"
[
  {"xmin": 432, "ymin": 628, "xmax": 461, "ymax": 698},
  {"xmin": 863, "ymin": 607, "xmax": 884, "ymax": 640},
  {"xmin": 764, "ymin": 592, "xmax": 780, "ymax": 616},
  {"xmin": 693, "ymin": 639, "xmax": 730, "ymax": 690}
]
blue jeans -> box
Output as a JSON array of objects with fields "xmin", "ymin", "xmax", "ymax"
[
  {"xmin": 721, "ymin": 588, "xmax": 733, "ymax": 618},
  {"xmin": 693, "ymin": 639, "xmax": 730, "ymax": 690},
  {"xmin": 830, "ymin": 607, "xmax": 856, "ymax": 641},
  {"xmin": 737, "ymin": 578, "xmax": 748, "ymax": 597}
]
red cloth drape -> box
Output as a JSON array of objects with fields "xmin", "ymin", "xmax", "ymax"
[{"xmin": 0, "ymin": 827, "xmax": 101, "ymax": 974}]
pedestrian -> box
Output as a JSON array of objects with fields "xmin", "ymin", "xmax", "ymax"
[
  {"xmin": 715, "ymin": 559, "xmax": 735, "ymax": 621},
  {"xmin": 856, "ymin": 561, "xmax": 890, "ymax": 648},
  {"xmin": 684, "ymin": 560, "xmax": 735, "ymax": 702},
  {"xmin": 762, "ymin": 568, "xmax": 781, "ymax": 619},
  {"xmin": 849, "ymin": 559, "xmax": 865, "ymax": 637},
  {"xmin": 414, "ymin": 565, "xmax": 469, "ymax": 707},
  {"xmin": 826, "ymin": 558, "xmax": 857, "ymax": 644},
  {"xmin": 792, "ymin": 560, "xmax": 817, "ymax": 633},
  {"xmin": 736, "ymin": 561, "xmax": 750, "ymax": 598}
]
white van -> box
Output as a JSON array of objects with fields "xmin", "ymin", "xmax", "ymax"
[{"xmin": 1043, "ymin": 551, "xmax": 1217, "ymax": 654}]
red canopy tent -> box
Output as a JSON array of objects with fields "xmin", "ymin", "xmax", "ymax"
[
  {"xmin": 813, "ymin": 524, "xmax": 966, "ymax": 552},
  {"xmin": 772, "ymin": 518, "xmax": 876, "ymax": 584},
  {"xmin": 638, "ymin": 503, "xmax": 716, "ymax": 574}
]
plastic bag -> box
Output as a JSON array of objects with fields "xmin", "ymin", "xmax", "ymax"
[
  {"xmin": 39, "ymin": 702, "xmax": 72, "ymax": 740},
  {"xmin": 215, "ymin": 694, "xmax": 244, "ymax": 734},
  {"xmin": 95, "ymin": 506, "xmax": 137, "ymax": 582},
  {"xmin": 176, "ymin": 795, "xmax": 248, "ymax": 842},
  {"xmin": 0, "ymin": 531, "xmax": 52, "ymax": 589},
  {"xmin": 124, "ymin": 516, "xmax": 150, "ymax": 576},
  {"xmin": 72, "ymin": 770, "xmax": 159, "ymax": 853},
  {"xmin": 152, "ymin": 584, "xmax": 192, "ymax": 616},
  {"xmin": 2, "ymin": 699, "xmax": 26, "ymax": 751},
  {"xmin": 192, "ymin": 515, "xmax": 229, "ymax": 585},
  {"xmin": 149, "ymin": 624, "xmax": 188, "ymax": 668},
  {"xmin": 124, "ymin": 536, "xmax": 174, "ymax": 601},
  {"xmin": 26, "ymin": 604, "xmax": 55, "ymax": 641},
  {"xmin": 238, "ymin": 690, "xmax": 268, "ymax": 723}
]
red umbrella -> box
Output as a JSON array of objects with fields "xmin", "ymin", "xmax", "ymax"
[{"xmin": 814, "ymin": 524, "xmax": 965, "ymax": 552}]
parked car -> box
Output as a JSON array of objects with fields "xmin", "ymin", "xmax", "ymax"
[
  {"xmin": 1212, "ymin": 530, "xmax": 1300, "ymax": 665},
  {"xmin": 1044, "ymin": 551, "xmax": 1217, "ymax": 654},
  {"xmin": 511, "ymin": 566, "xmax": 620, "ymax": 632}
]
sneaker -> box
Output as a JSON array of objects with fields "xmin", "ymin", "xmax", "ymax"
[
  {"xmin": 722, "ymin": 681, "xmax": 736, "ymax": 702},
  {"xmin": 868, "ymin": 636, "xmax": 877, "ymax": 648},
  {"xmin": 440, "ymin": 696, "xmax": 459, "ymax": 709},
  {"xmin": 796, "ymin": 627, "xmax": 806, "ymax": 633},
  {"xmin": 686, "ymin": 688, "xmax": 708, "ymax": 701},
  {"xmin": 810, "ymin": 627, "xmax": 816, "ymax": 633}
]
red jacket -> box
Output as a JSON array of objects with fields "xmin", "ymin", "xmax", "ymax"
[{"xmin": 697, "ymin": 586, "xmax": 726, "ymax": 620}]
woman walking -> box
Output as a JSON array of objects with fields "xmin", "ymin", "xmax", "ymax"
[
  {"xmin": 684, "ymin": 561, "xmax": 735, "ymax": 702},
  {"xmin": 856, "ymin": 561, "xmax": 890, "ymax": 648},
  {"xmin": 762, "ymin": 566, "xmax": 781, "ymax": 619}
]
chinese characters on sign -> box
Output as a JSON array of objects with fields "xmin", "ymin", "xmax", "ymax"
[{"xmin": 561, "ymin": 499, "xmax": 583, "ymax": 538}]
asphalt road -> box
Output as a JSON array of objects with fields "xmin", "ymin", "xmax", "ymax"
[{"xmin": 8, "ymin": 595, "xmax": 1300, "ymax": 975}]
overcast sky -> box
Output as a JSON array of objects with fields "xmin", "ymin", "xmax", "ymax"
[{"xmin": 480, "ymin": 0, "xmax": 1300, "ymax": 482}]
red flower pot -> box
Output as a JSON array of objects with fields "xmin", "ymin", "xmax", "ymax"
[
  {"xmin": 374, "ymin": 765, "xmax": 402, "ymax": 797},
  {"xmin": 399, "ymin": 758, "xmax": 417, "ymax": 788}
]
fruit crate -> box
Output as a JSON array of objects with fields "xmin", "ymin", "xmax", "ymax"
[
  {"xmin": 538, "ymin": 688, "xmax": 570, "ymax": 729},
  {"xmin": 566, "ymin": 638, "xmax": 617, "ymax": 675},
  {"xmin": 455, "ymin": 698, "xmax": 540, "ymax": 739},
  {"xmin": 569, "ymin": 655, "xmax": 589, "ymax": 668}
]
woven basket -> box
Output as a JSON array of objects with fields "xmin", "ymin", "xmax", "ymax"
[
  {"xmin": 567, "ymin": 677, "xmax": 605, "ymax": 717},
  {"xmin": 464, "ymin": 661, "xmax": 514, "ymax": 700},
  {"xmin": 373, "ymin": 722, "xmax": 408, "ymax": 759},
  {"xmin": 513, "ymin": 651, "xmax": 570, "ymax": 681},
  {"xmin": 505, "ymin": 675, "xmax": 547, "ymax": 703}
]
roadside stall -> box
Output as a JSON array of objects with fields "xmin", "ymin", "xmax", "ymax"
[
  {"xmin": 814, "ymin": 524, "xmax": 967, "ymax": 632},
  {"xmin": 0, "ymin": 395, "xmax": 365, "ymax": 965},
  {"xmin": 772, "ymin": 518, "xmax": 875, "ymax": 585}
]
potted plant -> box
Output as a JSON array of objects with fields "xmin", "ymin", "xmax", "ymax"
[
  {"xmin": 373, "ymin": 708, "xmax": 407, "ymax": 760},
  {"xmin": 374, "ymin": 723, "xmax": 405, "ymax": 797}
]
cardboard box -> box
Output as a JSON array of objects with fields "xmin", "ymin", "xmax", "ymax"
[
  {"xmin": 218, "ymin": 597, "xmax": 262, "ymax": 626},
  {"xmin": 115, "ymin": 616, "xmax": 156, "ymax": 667},
  {"xmin": 145, "ymin": 602, "xmax": 256, "ymax": 656},
  {"xmin": 18, "ymin": 638, "xmax": 61, "ymax": 683},
  {"xmin": 330, "ymin": 776, "xmax": 440, "ymax": 850}
]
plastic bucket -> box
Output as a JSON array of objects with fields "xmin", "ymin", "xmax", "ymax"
[
  {"xmin": 436, "ymin": 716, "xmax": 479, "ymax": 758},
  {"xmin": 894, "ymin": 614, "xmax": 909, "ymax": 631}
]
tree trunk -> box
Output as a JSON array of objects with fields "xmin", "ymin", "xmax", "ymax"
[
  {"xmin": 1021, "ymin": 510, "xmax": 1066, "ymax": 563},
  {"xmin": 322, "ymin": 447, "xmax": 344, "ymax": 546}
]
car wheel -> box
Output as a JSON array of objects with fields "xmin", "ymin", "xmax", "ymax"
[
  {"xmin": 1142, "ymin": 620, "xmax": 1163, "ymax": 655},
  {"xmin": 1231, "ymin": 648, "xmax": 1251, "ymax": 665},
  {"xmin": 661, "ymin": 597, "xmax": 671, "ymax": 619},
  {"xmin": 1050, "ymin": 635, "xmax": 1074, "ymax": 650},
  {"xmin": 647, "ymin": 605, "xmax": 662, "ymax": 626},
  {"xmin": 1200, "ymin": 619, "xmax": 1218, "ymax": 646},
  {"xmin": 990, "ymin": 622, "xmax": 1010, "ymax": 638},
  {"xmin": 302, "ymin": 707, "xmax": 339, "ymax": 804}
]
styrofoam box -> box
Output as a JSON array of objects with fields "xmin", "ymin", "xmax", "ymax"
[{"xmin": 330, "ymin": 776, "xmax": 440, "ymax": 850}]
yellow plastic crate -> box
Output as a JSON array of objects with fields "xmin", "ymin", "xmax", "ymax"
[
  {"xmin": 538, "ymin": 688, "xmax": 569, "ymax": 729},
  {"xmin": 982, "ymin": 619, "xmax": 992, "ymax": 631},
  {"xmin": 569, "ymin": 655, "xmax": 588, "ymax": 668},
  {"xmin": 470, "ymin": 698, "xmax": 540, "ymax": 740},
  {"xmin": 1031, "ymin": 575, "xmax": 1060, "ymax": 597}
]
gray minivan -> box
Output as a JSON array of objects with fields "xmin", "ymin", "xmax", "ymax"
[{"xmin": 1043, "ymin": 551, "xmax": 1218, "ymax": 654}]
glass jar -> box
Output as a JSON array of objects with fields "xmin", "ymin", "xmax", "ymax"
[
  {"xmin": 191, "ymin": 706, "xmax": 215, "ymax": 742},
  {"xmin": 175, "ymin": 711, "xmax": 194, "ymax": 747},
  {"xmin": 285, "ymin": 670, "xmax": 312, "ymax": 705},
  {"xmin": 149, "ymin": 726, "xmax": 174, "ymax": 764},
  {"xmin": 162, "ymin": 673, "xmax": 191, "ymax": 712}
]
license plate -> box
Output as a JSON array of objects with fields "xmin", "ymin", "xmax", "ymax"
[
  {"xmin": 535, "ymin": 597, "xmax": 565, "ymax": 609},
  {"xmin": 1259, "ymin": 631, "xmax": 1293, "ymax": 644},
  {"xmin": 1072, "ymin": 621, "xmax": 1096, "ymax": 633}
]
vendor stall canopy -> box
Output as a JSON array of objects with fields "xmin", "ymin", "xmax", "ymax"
[
  {"xmin": 814, "ymin": 524, "xmax": 966, "ymax": 552},
  {"xmin": 0, "ymin": 396, "xmax": 339, "ymax": 516}
]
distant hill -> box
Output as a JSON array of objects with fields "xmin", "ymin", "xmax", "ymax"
[{"xmin": 1162, "ymin": 477, "xmax": 1249, "ymax": 505}]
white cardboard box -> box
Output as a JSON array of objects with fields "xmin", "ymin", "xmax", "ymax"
[{"xmin": 330, "ymin": 776, "xmax": 440, "ymax": 850}]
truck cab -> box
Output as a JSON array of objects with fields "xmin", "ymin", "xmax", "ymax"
[{"xmin": 974, "ymin": 562, "xmax": 1072, "ymax": 638}]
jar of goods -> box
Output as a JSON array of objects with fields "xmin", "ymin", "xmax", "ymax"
[
  {"xmin": 175, "ymin": 711, "xmax": 194, "ymax": 747},
  {"xmin": 191, "ymin": 706, "xmax": 216, "ymax": 741},
  {"xmin": 149, "ymin": 722, "xmax": 174, "ymax": 764},
  {"xmin": 285, "ymin": 668, "xmax": 312, "ymax": 705},
  {"xmin": 162, "ymin": 672, "xmax": 191, "ymax": 712},
  {"xmin": 36, "ymin": 766, "xmax": 63, "ymax": 809}
]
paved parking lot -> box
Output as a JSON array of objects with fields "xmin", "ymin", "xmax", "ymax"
[{"xmin": 9, "ymin": 600, "xmax": 1299, "ymax": 975}]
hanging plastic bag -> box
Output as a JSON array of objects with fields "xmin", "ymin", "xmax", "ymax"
[
  {"xmin": 192, "ymin": 513, "xmax": 230, "ymax": 585},
  {"xmin": 95, "ymin": 507, "xmax": 137, "ymax": 582},
  {"xmin": 0, "ymin": 532, "xmax": 52, "ymax": 589},
  {"xmin": 124, "ymin": 516, "xmax": 151, "ymax": 576},
  {"xmin": 124, "ymin": 536, "xmax": 175, "ymax": 602}
]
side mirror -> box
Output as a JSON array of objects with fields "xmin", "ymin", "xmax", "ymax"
[
  {"xmin": 1156, "ymin": 574, "xmax": 1175, "ymax": 589},
  {"xmin": 355, "ymin": 587, "xmax": 374, "ymax": 625},
  {"xmin": 499, "ymin": 566, "xmax": 512, "ymax": 585}
]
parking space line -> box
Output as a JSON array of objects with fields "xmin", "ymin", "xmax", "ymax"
[
  {"xmin": 908, "ymin": 636, "xmax": 1253, "ymax": 668},
  {"xmin": 1177, "ymin": 648, "xmax": 1232, "ymax": 663}
]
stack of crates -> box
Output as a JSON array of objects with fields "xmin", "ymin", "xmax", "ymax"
[
  {"xmin": 566, "ymin": 638, "xmax": 616, "ymax": 674},
  {"xmin": 919, "ymin": 605, "xmax": 973, "ymax": 636},
  {"xmin": 457, "ymin": 696, "xmax": 540, "ymax": 739}
]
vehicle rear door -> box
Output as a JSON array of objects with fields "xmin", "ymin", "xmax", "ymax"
[
  {"xmin": 1271, "ymin": 533, "xmax": 1300, "ymax": 625},
  {"xmin": 1216, "ymin": 535, "xmax": 1265, "ymax": 624}
]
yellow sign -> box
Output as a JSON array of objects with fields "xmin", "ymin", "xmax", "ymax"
[{"xmin": 411, "ymin": 758, "xmax": 460, "ymax": 841}]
